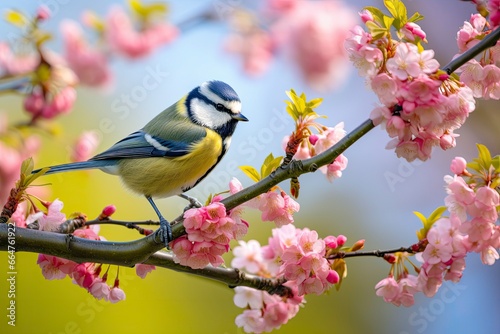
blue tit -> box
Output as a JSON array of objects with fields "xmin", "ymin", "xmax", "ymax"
[{"xmin": 34, "ymin": 80, "xmax": 248, "ymax": 247}]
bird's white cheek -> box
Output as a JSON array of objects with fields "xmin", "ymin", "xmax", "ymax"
[{"xmin": 190, "ymin": 99, "xmax": 232, "ymax": 128}]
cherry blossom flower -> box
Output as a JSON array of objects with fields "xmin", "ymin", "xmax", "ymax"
[
  {"xmin": 0, "ymin": 42, "xmax": 39, "ymax": 75},
  {"xmin": 276, "ymin": 0, "xmax": 356, "ymax": 90},
  {"xmin": 37, "ymin": 254, "xmax": 78, "ymax": 280},
  {"xmin": 71, "ymin": 131, "xmax": 100, "ymax": 162},
  {"xmin": 135, "ymin": 264, "xmax": 156, "ymax": 278},
  {"xmin": 258, "ymin": 191, "xmax": 300, "ymax": 227},
  {"xmin": 231, "ymin": 240, "xmax": 264, "ymax": 274},
  {"xmin": 89, "ymin": 279, "xmax": 111, "ymax": 300},
  {"xmin": 108, "ymin": 285, "xmax": 126, "ymax": 303},
  {"xmin": 61, "ymin": 20, "xmax": 112, "ymax": 87},
  {"xmin": 105, "ymin": 6, "xmax": 178, "ymax": 58},
  {"xmin": 27, "ymin": 199, "xmax": 66, "ymax": 232}
]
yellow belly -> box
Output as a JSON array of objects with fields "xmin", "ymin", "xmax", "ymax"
[{"xmin": 117, "ymin": 130, "xmax": 222, "ymax": 198}]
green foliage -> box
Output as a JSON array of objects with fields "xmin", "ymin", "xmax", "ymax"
[
  {"xmin": 285, "ymin": 89, "xmax": 323, "ymax": 123},
  {"xmin": 129, "ymin": 0, "xmax": 168, "ymax": 20},
  {"xmin": 414, "ymin": 206, "xmax": 447, "ymax": 240},
  {"xmin": 5, "ymin": 9, "xmax": 28, "ymax": 27},
  {"xmin": 364, "ymin": 0, "xmax": 425, "ymax": 45},
  {"xmin": 240, "ymin": 153, "xmax": 283, "ymax": 183}
]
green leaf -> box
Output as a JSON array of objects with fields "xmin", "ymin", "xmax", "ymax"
[
  {"xmin": 414, "ymin": 207, "xmax": 447, "ymax": 240},
  {"xmin": 427, "ymin": 206, "xmax": 447, "ymax": 223},
  {"xmin": 261, "ymin": 153, "xmax": 283, "ymax": 179},
  {"xmin": 364, "ymin": 6, "xmax": 386, "ymax": 24},
  {"xmin": 239, "ymin": 166, "xmax": 260, "ymax": 183},
  {"xmin": 5, "ymin": 10, "xmax": 27, "ymax": 27},
  {"xmin": 20, "ymin": 158, "xmax": 34, "ymax": 176},
  {"xmin": 476, "ymin": 143, "xmax": 492, "ymax": 169},
  {"xmin": 129, "ymin": 0, "xmax": 167, "ymax": 19},
  {"xmin": 384, "ymin": 0, "xmax": 407, "ymax": 29},
  {"xmin": 408, "ymin": 12, "xmax": 424, "ymax": 23},
  {"xmin": 383, "ymin": 15, "xmax": 395, "ymax": 30}
]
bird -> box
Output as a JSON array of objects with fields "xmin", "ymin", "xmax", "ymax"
[{"xmin": 34, "ymin": 80, "xmax": 248, "ymax": 247}]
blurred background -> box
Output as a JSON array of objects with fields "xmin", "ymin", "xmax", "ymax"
[{"xmin": 1, "ymin": 0, "xmax": 499, "ymax": 333}]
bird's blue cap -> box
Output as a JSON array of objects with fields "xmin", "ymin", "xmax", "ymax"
[{"xmin": 206, "ymin": 80, "xmax": 240, "ymax": 102}]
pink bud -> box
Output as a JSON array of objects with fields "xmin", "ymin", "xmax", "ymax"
[
  {"xmin": 351, "ymin": 239, "xmax": 365, "ymax": 251},
  {"xmin": 450, "ymin": 157, "xmax": 467, "ymax": 175},
  {"xmin": 36, "ymin": 5, "xmax": 50, "ymax": 21},
  {"xmin": 324, "ymin": 235, "xmax": 338, "ymax": 249},
  {"xmin": 336, "ymin": 235, "xmax": 347, "ymax": 247},
  {"xmin": 358, "ymin": 9, "xmax": 373, "ymax": 23},
  {"xmin": 439, "ymin": 133, "xmax": 456, "ymax": 150},
  {"xmin": 102, "ymin": 205, "xmax": 116, "ymax": 217},
  {"xmin": 326, "ymin": 270, "xmax": 340, "ymax": 284},
  {"xmin": 309, "ymin": 134, "xmax": 319, "ymax": 145},
  {"xmin": 383, "ymin": 254, "xmax": 396, "ymax": 264}
]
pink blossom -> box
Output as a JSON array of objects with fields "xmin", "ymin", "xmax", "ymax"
[
  {"xmin": 397, "ymin": 275, "xmax": 419, "ymax": 307},
  {"xmin": 171, "ymin": 236, "xmax": 227, "ymax": 269},
  {"xmin": 71, "ymin": 263, "xmax": 97, "ymax": 289},
  {"xmin": 0, "ymin": 42, "xmax": 39, "ymax": 75},
  {"xmin": 444, "ymin": 175, "xmax": 475, "ymax": 221},
  {"xmin": 386, "ymin": 43, "xmax": 421, "ymax": 80},
  {"xmin": 89, "ymin": 279, "xmax": 110, "ymax": 300},
  {"xmin": 489, "ymin": 0, "xmax": 500, "ymax": 27},
  {"xmin": 105, "ymin": 6, "xmax": 178, "ymax": 58},
  {"xmin": 36, "ymin": 5, "xmax": 50, "ymax": 21},
  {"xmin": 24, "ymin": 65, "xmax": 78, "ymax": 120},
  {"xmin": 456, "ymin": 14, "xmax": 486, "ymax": 52},
  {"xmin": 375, "ymin": 277, "xmax": 401, "ymax": 303},
  {"xmin": 266, "ymin": 0, "xmax": 299, "ymax": 13},
  {"xmin": 371, "ymin": 73, "xmax": 399, "ymax": 106},
  {"xmin": 482, "ymin": 64, "xmax": 500, "ymax": 99},
  {"xmin": 359, "ymin": 9, "xmax": 373, "ymax": 23},
  {"xmin": 325, "ymin": 154, "xmax": 348, "ymax": 181},
  {"xmin": 258, "ymin": 191, "xmax": 300, "ymax": 227},
  {"xmin": 225, "ymin": 29, "xmax": 275, "ymax": 76},
  {"xmin": 276, "ymin": 0, "xmax": 356, "ymax": 90},
  {"xmin": 72, "ymin": 130, "xmax": 100, "ymax": 162},
  {"xmin": 37, "ymin": 254, "xmax": 77, "ymax": 280},
  {"xmin": 233, "ymin": 286, "xmax": 264, "ymax": 309},
  {"xmin": 61, "ymin": 20, "xmax": 112, "ymax": 87},
  {"xmin": 450, "ymin": 156, "xmax": 467, "ymax": 175},
  {"xmin": 27, "ymin": 199, "xmax": 66, "ymax": 232},
  {"xmin": 231, "ymin": 240, "xmax": 264, "ymax": 274},
  {"xmin": 74, "ymin": 227, "xmax": 101, "ymax": 240},
  {"xmin": 108, "ymin": 286, "xmax": 126, "ymax": 303},
  {"xmin": 135, "ymin": 264, "xmax": 156, "ymax": 278},
  {"xmin": 444, "ymin": 258, "xmax": 466, "ymax": 282},
  {"xmin": 345, "ymin": 25, "xmax": 384, "ymax": 78},
  {"xmin": 480, "ymin": 246, "xmax": 499, "ymax": 265},
  {"xmin": 235, "ymin": 309, "xmax": 266, "ymax": 333},
  {"xmin": 401, "ymin": 22, "xmax": 427, "ymax": 42}
]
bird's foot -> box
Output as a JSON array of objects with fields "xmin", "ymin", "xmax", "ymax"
[{"xmin": 160, "ymin": 218, "xmax": 173, "ymax": 249}]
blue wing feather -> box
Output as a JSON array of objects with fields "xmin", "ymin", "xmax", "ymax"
[{"xmin": 90, "ymin": 130, "xmax": 193, "ymax": 160}]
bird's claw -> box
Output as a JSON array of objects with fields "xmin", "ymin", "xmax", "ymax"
[{"xmin": 160, "ymin": 218, "xmax": 173, "ymax": 249}]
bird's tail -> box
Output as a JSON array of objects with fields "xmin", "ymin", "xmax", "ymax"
[{"xmin": 32, "ymin": 160, "xmax": 117, "ymax": 175}]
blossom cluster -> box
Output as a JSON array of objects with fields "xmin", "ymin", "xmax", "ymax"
[
  {"xmin": 0, "ymin": 2, "xmax": 177, "ymax": 123},
  {"xmin": 231, "ymin": 224, "xmax": 347, "ymax": 332},
  {"xmin": 376, "ymin": 153, "xmax": 499, "ymax": 306},
  {"xmin": 10, "ymin": 200, "xmax": 155, "ymax": 303},
  {"xmin": 285, "ymin": 122, "xmax": 348, "ymax": 181},
  {"xmin": 171, "ymin": 195, "xmax": 249, "ymax": 269},
  {"xmin": 231, "ymin": 178, "xmax": 300, "ymax": 227},
  {"xmin": 225, "ymin": 0, "xmax": 356, "ymax": 90},
  {"xmin": 456, "ymin": 13, "xmax": 500, "ymax": 100},
  {"xmin": 346, "ymin": 6, "xmax": 477, "ymax": 162}
]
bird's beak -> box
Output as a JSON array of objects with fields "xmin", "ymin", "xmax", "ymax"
[{"xmin": 232, "ymin": 113, "xmax": 248, "ymax": 122}]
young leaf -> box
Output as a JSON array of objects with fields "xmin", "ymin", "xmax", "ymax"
[
  {"xmin": 5, "ymin": 10, "xmax": 27, "ymax": 27},
  {"xmin": 239, "ymin": 166, "xmax": 261, "ymax": 183},
  {"xmin": 476, "ymin": 143, "xmax": 492, "ymax": 169}
]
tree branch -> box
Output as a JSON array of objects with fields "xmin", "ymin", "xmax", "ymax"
[
  {"xmin": 327, "ymin": 246, "xmax": 415, "ymax": 260},
  {"xmin": 443, "ymin": 26, "xmax": 500, "ymax": 74}
]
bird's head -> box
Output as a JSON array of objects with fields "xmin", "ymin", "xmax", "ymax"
[{"xmin": 186, "ymin": 80, "xmax": 248, "ymax": 137}]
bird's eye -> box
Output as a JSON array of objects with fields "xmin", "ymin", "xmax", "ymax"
[{"xmin": 215, "ymin": 103, "xmax": 225, "ymax": 111}]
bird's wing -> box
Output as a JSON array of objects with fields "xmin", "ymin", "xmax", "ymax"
[{"xmin": 90, "ymin": 129, "xmax": 205, "ymax": 160}]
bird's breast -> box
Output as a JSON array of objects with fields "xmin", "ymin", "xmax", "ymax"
[{"xmin": 117, "ymin": 129, "xmax": 224, "ymax": 198}]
